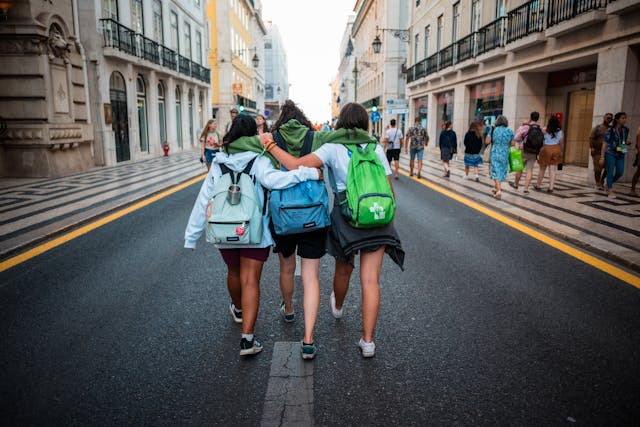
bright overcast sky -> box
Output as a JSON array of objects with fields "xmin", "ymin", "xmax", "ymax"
[{"xmin": 261, "ymin": 1, "xmax": 356, "ymax": 123}]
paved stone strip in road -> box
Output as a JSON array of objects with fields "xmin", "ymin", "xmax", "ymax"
[
  {"xmin": 261, "ymin": 342, "xmax": 314, "ymax": 427},
  {"xmin": 0, "ymin": 151, "xmax": 205, "ymax": 258},
  {"xmin": 398, "ymin": 152, "xmax": 640, "ymax": 271}
]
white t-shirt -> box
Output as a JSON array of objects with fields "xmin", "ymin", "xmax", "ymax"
[
  {"xmin": 313, "ymin": 143, "xmax": 392, "ymax": 192},
  {"xmin": 385, "ymin": 127, "xmax": 403, "ymax": 149}
]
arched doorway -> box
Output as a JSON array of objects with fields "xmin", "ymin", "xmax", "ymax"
[
  {"xmin": 109, "ymin": 71, "xmax": 130, "ymax": 162},
  {"xmin": 157, "ymin": 81, "xmax": 167, "ymax": 148},
  {"xmin": 175, "ymin": 86, "xmax": 183, "ymax": 149},
  {"xmin": 136, "ymin": 75, "xmax": 149, "ymax": 153}
]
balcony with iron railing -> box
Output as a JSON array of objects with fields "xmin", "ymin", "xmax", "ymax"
[
  {"xmin": 100, "ymin": 18, "xmax": 210, "ymax": 84},
  {"xmin": 406, "ymin": 0, "xmax": 611, "ymax": 84}
]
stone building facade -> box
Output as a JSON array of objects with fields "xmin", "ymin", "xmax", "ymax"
[
  {"xmin": 0, "ymin": 1, "xmax": 94, "ymax": 177},
  {"xmin": 405, "ymin": 0, "xmax": 640, "ymax": 181}
]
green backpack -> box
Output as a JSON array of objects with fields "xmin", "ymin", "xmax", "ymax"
[{"xmin": 341, "ymin": 143, "xmax": 396, "ymax": 228}]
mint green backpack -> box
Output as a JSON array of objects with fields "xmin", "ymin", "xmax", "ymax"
[{"xmin": 341, "ymin": 143, "xmax": 396, "ymax": 228}]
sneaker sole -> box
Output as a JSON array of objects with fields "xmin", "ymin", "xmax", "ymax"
[
  {"xmin": 239, "ymin": 346, "xmax": 263, "ymax": 356},
  {"xmin": 301, "ymin": 352, "xmax": 316, "ymax": 360},
  {"xmin": 229, "ymin": 305, "xmax": 242, "ymax": 324},
  {"xmin": 359, "ymin": 346, "xmax": 375, "ymax": 358}
]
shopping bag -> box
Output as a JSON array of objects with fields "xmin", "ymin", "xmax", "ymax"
[{"xmin": 509, "ymin": 147, "xmax": 524, "ymax": 172}]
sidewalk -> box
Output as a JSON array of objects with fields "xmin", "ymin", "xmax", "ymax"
[
  {"xmin": 397, "ymin": 149, "xmax": 640, "ymax": 273},
  {"xmin": 1, "ymin": 148, "xmax": 638, "ymax": 274},
  {"xmin": 0, "ymin": 150, "xmax": 206, "ymax": 259}
]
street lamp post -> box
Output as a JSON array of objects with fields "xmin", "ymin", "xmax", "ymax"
[
  {"xmin": 371, "ymin": 26, "xmax": 410, "ymax": 53},
  {"xmin": 352, "ymin": 58, "xmax": 359, "ymax": 103}
]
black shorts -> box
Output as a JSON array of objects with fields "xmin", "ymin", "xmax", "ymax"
[
  {"xmin": 270, "ymin": 222, "xmax": 328, "ymax": 259},
  {"xmin": 386, "ymin": 148, "xmax": 401, "ymax": 162}
]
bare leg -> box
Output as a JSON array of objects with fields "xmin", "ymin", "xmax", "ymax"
[
  {"xmin": 548, "ymin": 165, "xmax": 557, "ymax": 190},
  {"xmin": 239, "ymin": 257, "xmax": 264, "ymax": 335},
  {"xmin": 227, "ymin": 265, "xmax": 241, "ymax": 309},
  {"xmin": 417, "ymin": 159, "xmax": 423, "ymax": 177},
  {"xmin": 536, "ymin": 165, "xmax": 547, "ymax": 188},
  {"xmin": 464, "ymin": 165, "xmax": 470, "ymax": 176},
  {"xmin": 333, "ymin": 258, "xmax": 354, "ymax": 310},
  {"xmin": 359, "ymin": 247, "xmax": 385, "ymax": 343},
  {"xmin": 409, "ymin": 158, "xmax": 415, "ymax": 175},
  {"xmin": 514, "ymin": 170, "xmax": 522, "ymax": 186},
  {"xmin": 631, "ymin": 165, "xmax": 640, "ymax": 194},
  {"xmin": 300, "ymin": 258, "xmax": 321, "ymax": 344},
  {"xmin": 278, "ymin": 253, "xmax": 296, "ymax": 313}
]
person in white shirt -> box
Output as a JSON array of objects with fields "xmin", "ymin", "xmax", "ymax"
[
  {"xmin": 259, "ymin": 103, "xmax": 404, "ymax": 358},
  {"xmin": 383, "ymin": 119, "xmax": 404, "ymax": 180},
  {"xmin": 184, "ymin": 114, "xmax": 321, "ymax": 357}
]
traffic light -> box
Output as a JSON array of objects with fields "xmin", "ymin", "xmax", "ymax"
[
  {"xmin": 238, "ymin": 105, "xmax": 245, "ymax": 112},
  {"xmin": 372, "ymin": 105, "xmax": 377, "ymax": 112}
]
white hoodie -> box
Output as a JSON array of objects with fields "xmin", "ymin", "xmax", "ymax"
[{"xmin": 184, "ymin": 151, "xmax": 319, "ymax": 249}]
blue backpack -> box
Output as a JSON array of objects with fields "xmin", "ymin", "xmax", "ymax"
[{"xmin": 269, "ymin": 130, "xmax": 330, "ymax": 235}]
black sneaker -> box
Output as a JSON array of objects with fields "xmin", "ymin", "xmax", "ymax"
[
  {"xmin": 301, "ymin": 341, "xmax": 317, "ymax": 360},
  {"xmin": 239, "ymin": 337, "xmax": 263, "ymax": 356}
]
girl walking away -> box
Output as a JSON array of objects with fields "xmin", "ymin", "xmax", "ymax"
[
  {"xmin": 487, "ymin": 115, "xmax": 514, "ymax": 200},
  {"xmin": 268, "ymin": 100, "xmax": 329, "ymax": 360},
  {"xmin": 259, "ymin": 103, "xmax": 404, "ymax": 358},
  {"xmin": 200, "ymin": 119, "xmax": 222, "ymax": 171},
  {"xmin": 439, "ymin": 121, "xmax": 457, "ymax": 177},
  {"xmin": 184, "ymin": 114, "xmax": 322, "ymax": 357},
  {"xmin": 535, "ymin": 115, "xmax": 564, "ymax": 193},
  {"xmin": 463, "ymin": 121, "xmax": 484, "ymax": 182},
  {"xmin": 600, "ymin": 112, "xmax": 631, "ymax": 199},
  {"xmin": 256, "ymin": 114, "xmax": 269, "ymax": 135}
]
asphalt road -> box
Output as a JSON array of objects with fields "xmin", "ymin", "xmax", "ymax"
[{"xmin": 1, "ymin": 176, "xmax": 639, "ymax": 426}]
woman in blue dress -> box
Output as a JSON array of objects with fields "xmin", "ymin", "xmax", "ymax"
[{"xmin": 487, "ymin": 115, "xmax": 514, "ymax": 200}]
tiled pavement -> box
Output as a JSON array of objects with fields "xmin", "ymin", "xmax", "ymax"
[
  {"xmin": 0, "ymin": 150, "xmax": 206, "ymax": 259},
  {"xmin": 398, "ymin": 149, "xmax": 640, "ymax": 273},
  {"xmin": 0, "ymin": 147, "xmax": 638, "ymax": 274}
]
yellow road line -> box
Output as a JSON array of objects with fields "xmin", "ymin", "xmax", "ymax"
[
  {"xmin": 399, "ymin": 169, "xmax": 640, "ymax": 289},
  {"xmin": 0, "ymin": 174, "xmax": 206, "ymax": 273}
]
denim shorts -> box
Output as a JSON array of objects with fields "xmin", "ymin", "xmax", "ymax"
[
  {"xmin": 204, "ymin": 148, "xmax": 220, "ymax": 165},
  {"xmin": 410, "ymin": 148, "xmax": 424, "ymax": 160}
]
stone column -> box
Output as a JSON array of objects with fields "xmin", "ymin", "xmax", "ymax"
[{"xmin": 146, "ymin": 71, "xmax": 160, "ymax": 157}]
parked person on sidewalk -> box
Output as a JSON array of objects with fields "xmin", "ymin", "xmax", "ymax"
[
  {"xmin": 199, "ymin": 119, "xmax": 222, "ymax": 172},
  {"xmin": 487, "ymin": 115, "xmax": 514, "ymax": 200},
  {"xmin": 256, "ymin": 114, "xmax": 269, "ymax": 135},
  {"xmin": 439, "ymin": 121, "xmax": 457, "ymax": 178},
  {"xmin": 600, "ymin": 112, "xmax": 631, "ymax": 199},
  {"xmin": 405, "ymin": 117, "xmax": 429, "ymax": 178},
  {"xmin": 268, "ymin": 100, "xmax": 329, "ymax": 360},
  {"xmin": 184, "ymin": 114, "xmax": 322, "ymax": 357},
  {"xmin": 630, "ymin": 125, "xmax": 640, "ymax": 197},
  {"xmin": 510, "ymin": 111, "xmax": 542, "ymax": 194},
  {"xmin": 589, "ymin": 113, "xmax": 612, "ymax": 191},
  {"xmin": 259, "ymin": 102, "xmax": 405, "ymax": 358},
  {"xmin": 383, "ymin": 119, "xmax": 404, "ymax": 180},
  {"xmin": 535, "ymin": 115, "xmax": 564, "ymax": 193},
  {"xmin": 463, "ymin": 121, "xmax": 483, "ymax": 182}
]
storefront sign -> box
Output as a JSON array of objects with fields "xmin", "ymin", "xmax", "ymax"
[
  {"xmin": 548, "ymin": 66, "xmax": 597, "ymax": 88},
  {"xmin": 470, "ymin": 80, "xmax": 504, "ymax": 100}
]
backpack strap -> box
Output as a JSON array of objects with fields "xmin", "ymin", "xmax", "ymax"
[
  {"xmin": 301, "ymin": 131, "xmax": 315, "ymax": 156},
  {"xmin": 272, "ymin": 131, "xmax": 288, "ymax": 153}
]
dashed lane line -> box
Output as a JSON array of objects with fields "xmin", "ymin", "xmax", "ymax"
[
  {"xmin": 0, "ymin": 174, "xmax": 207, "ymax": 273},
  {"xmin": 399, "ymin": 169, "xmax": 640, "ymax": 289}
]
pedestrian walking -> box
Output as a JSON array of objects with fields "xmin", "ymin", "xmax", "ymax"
[
  {"xmin": 224, "ymin": 107, "xmax": 239, "ymax": 135},
  {"xmin": 383, "ymin": 119, "xmax": 404, "ymax": 180},
  {"xmin": 406, "ymin": 117, "xmax": 429, "ymax": 178},
  {"xmin": 589, "ymin": 113, "xmax": 612, "ymax": 191},
  {"xmin": 184, "ymin": 114, "xmax": 322, "ymax": 357},
  {"xmin": 630, "ymin": 125, "xmax": 640, "ymax": 197},
  {"xmin": 259, "ymin": 103, "xmax": 404, "ymax": 358},
  {"xmin": 487, "ymin": 115, "xmax": 514, "ymax": 200},
  {"xmin": 199, "ymin": 119, "xmax": 222, "ymax": 172},
  {"xmin": 256, "ymin": 114, "xmax": 269, "ymax": 135},
  {"xmin": 510, "ymin": 111, "xmax": 543, "ymax": 194},
  {"xmin": 535, "ymin": 115, "xmax": 564, "ymax": 193},
  {"xmin": 600, "ymin": 112, "xmax": 631, "ymax": 199},
  {"xmin": 268, "ymin": 100, "xmax": 330, "ymax": 360},
  {"xmin": 463, "ymin": 121, "xmax": 483, "ymax": 182},
  {"xmin": 439, "ymin": 121, "xmax": 457, "ymax": 178}
]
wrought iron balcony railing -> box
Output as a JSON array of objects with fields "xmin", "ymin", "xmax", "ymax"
[
  {"xmin": 507, "ymin": 0, "xmax": 545, "ymax": 43},
  {"xmin": 547, "ymin": 0, "xmax": 605, "ymax": 27},
  {"xmin": 100, "ymin": 18, "xmax": 210, "ymax": 84}
]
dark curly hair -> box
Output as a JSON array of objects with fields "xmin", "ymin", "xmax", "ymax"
[
  {"xmin": 335, "ymin": 103, "xmax": 368, "ymax": 131},
  {"xmin": 272, "ymin": 100, "xmax": 315, "ymax": 132}
]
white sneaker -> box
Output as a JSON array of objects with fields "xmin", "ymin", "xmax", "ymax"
[
  {"xmin": 462, "ymin": 175, "xmax": 469, "ymax": 180},
  {"xmin": 330, "ymin": 291, "xmax": 343, "ymax": 319},
  {"xmin": 358, "ymin": 338, "xmax": 375, "ymax": 358}
]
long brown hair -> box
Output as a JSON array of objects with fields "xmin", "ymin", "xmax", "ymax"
[
  {"xmin": 199, "ymin": 119, "xmax": 217, "ymax": 141},
  {"xmin": 469, "ymin": 121, "xmax": 482, "ymax": 138},
  {"xmin": 272, "ymin": 100, "xmax": 315, "ymax": 132}
]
